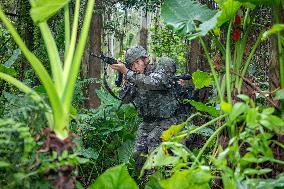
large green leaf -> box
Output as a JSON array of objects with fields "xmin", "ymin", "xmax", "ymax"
[
  {"xmin": 30, "ymin": 0, "xmax": 70, "ymax": 24},
  {"xmin": 142, "ymin": 142, "xmax": 188, "ymax": 171},
  {"xmin": 229, "ymin": 102, "xmax": 248, "ymax": 122},
  {"xmin": 89, "ymin": 164, "xmax": 138, "ymax": 189},
  {"xmin": 159, "ymin": 168, "xmax": 212, "ymax": 189},
  {"xmin": 192, "ymin": 70, "xmax": 212, "ymax": 89},
  {"xmin": 215, "ymin": 0, "xmax": 242, "ymax": 27},
  {"xmin": 199, "ymin": 12, "xmax": 222, "ymax": 36},
  {"xmin": 185, "ymin": 100, "xmax": 219, "ymax": 117},
  {"xmin": 161, "ymin": 0, "xmax": 217, "ymax": 35}
]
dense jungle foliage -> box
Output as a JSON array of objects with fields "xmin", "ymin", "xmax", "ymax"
[{"xmin": 0, "ymin": 0, "xmax": 284, "ymax": 188}]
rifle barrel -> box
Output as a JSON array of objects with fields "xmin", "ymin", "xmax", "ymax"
[{"xmin": 172, "ymin": 74, "xmax": 192, "ymax": 81}]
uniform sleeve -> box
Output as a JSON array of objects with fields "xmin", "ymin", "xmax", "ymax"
[
  {"xmin": 125, "ymin": 57, "xmax": 175, "ymax": 90},
  {"xmin": 119, "ymin": 83, "xmax": 137, "ymax": 103},
  {"xmin": 125, "ymin": 67, "xmax": 171, "ymax": 90}
]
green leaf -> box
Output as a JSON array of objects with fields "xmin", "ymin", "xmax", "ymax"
[
  {"xmin": 237, "ymin": 94, "xmax": 250, "ymax": 102},
  {"xmin": 262, "ymin": 24, "xmax": 284, "ymax": 41},
  {"xmin": 229, "ymin": 102, "xmax": 248, "ymax": 121},
  {"xmin": 199, "ymin": 12, "xmax": 222, "ymax": 36},
  {"xmin": 244, "ymin": 172, "xmax": 284, "ymax": 189},
  {"xmin": 192, "ymin": 70, "xmax": 212, "ymax": 89},
  {"xmin": 274, "ymin": 88, "xmax": 284, "ymax": 100},
  {"xmin": 0, "ymin": 72, "xmax": 41, "ymax": 101},
  {"xmin": 159, "ymin": 168, "xmax": 211, "ymax": 189},
  {"xmin": 161, "ymin": 122, "xmax": 187, "ymax": 142},
  {"xmin": 246, "ymin": 108, "xmax": 259, "ymax": 128},
  {"xmin": 145, "ymin": 173, "xmax": 164, "ymax": 189},
  {"xmin": 222, "ymin": 174, "xmax": 237, "ymax": 189},
  {"xmin": 76, "ymin": 181, "xmax": 84, "ymax": 189},
  {"xmin": 243, "ymin": 168, "xmax": 272, "ymax": 176},
  {"xmin": 216, "ymin": 0, "xmax": 242, "ymax": 27},
  {"xmin": 267, "ymin": 115, "xmax": 284, "ymax": 134},
  {"xmin": 161, "ymin": 0, "xmax": 217, "ymax": 35},
  {"xmin": 30, "ymin": 0, "xmax": 71, "ymax": 24},
  {"xmin": 34, "ymin": 85, "xmax": 46, "ymax": 93},
  {"xmin": 78, "ymin": 147, "xmax": 99, "ymax": 160},
  {"xmin": 186, "ymin": 100, "xmax": 219, "ymax": 117},
  {"xmin": 0, "ymin": 64, "xmax": 17, "ymax": 77},
  {"xmin": 240, "ymin": 152, "xmax": 256, "ymax": 167},
  {"xmin": 142, "ymin": 142, "xmax": 189, "ymax": 173},
  {"xmin": 89, "ymin": 164, "xmax": 138, "ymax": 189},
  {"xmin": 118, "ymin": 140, "xmax": 134, "ymax": 163},
  {"xmin": 70, "ymin": 105, "xmax": 78, "ymax": 116},
  {"xmin": 221, "ymin": 101, "xmax": 232, "ymax": 113}
]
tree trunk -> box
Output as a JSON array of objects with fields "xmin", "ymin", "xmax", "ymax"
[
  {"xmin": 87, "ymin": 0, "xmax": 102, "ymax": 108},
  {"xmin": 139, "ymin": 7, "xmax": 148, "ymax": 50},
  {"xmin": 187, "ymin": 39, "xmax": 200, "ymax": 74},
  {"xmin": 18, "ymin": 0, "xmax": 34, "ymax": 81}
]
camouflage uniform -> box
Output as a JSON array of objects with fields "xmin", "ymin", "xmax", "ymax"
[{"xmin": 121, "ymin": 47, "xmax": 185, "ymax": 170}]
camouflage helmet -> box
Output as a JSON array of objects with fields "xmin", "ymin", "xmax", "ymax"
[{"xmin": 125, "ymin": 45, "xmax": 149, "ymax": 65}]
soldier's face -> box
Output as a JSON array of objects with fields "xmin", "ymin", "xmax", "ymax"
[{"xmin": 131, "ymin": 58, "xmax": 146, "ymax": 73}]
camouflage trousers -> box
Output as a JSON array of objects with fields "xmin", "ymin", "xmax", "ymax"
[{"xmin": 133, "ymin": 116, "xmax": 185, "ymax": 172}]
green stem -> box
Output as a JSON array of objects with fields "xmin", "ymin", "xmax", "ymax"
[
  {"xmin": 270, "ymin": 158, "xmax": 284, "ymax": 165},
  {"xmin": 226, "ymin": 22, "xmax": 232, "ymax": 104},
  {"xmin": 210, "ymin": 31, "xmax": 225, "ymax": 56},
  {"xmin": 273, "ymin": 2, "xmax": 284, "ymax": 113},
  {"xmin": 235, "ymin": 9, "xmax": 252, "ymax": 92},
  {"xmin": 63, "ymin": 0, "xmax": 95, "ymax": 116},
  {"xmin": 0, "ymin": 72, "xmax": 41, "ymax": 101},
  {"xmin": 233, "ymin": 41, "xmax": 238, "ymax": 86},
  {"xmin": 237, "ymin": 34, "xmax": 262, "ymax": 93},
  {"xmin": 192, "ymin": 123, "xmax": 227, "ymax": 167},
  {"xmin": 63, "ymin": 0, "xmax": 80, "ymax": 84},
  {"xmin": 64, "ymin": 4, "xmax": 70, "ymax": 59},
  {"xmin": 278, "ymin": 31, "xmax": 284, "ymax": 112},
  {"xmin": 279, "ymin": 34, "xmax": 284, "ymax": 95},
  {"xmin": 199, "ymin": 37, "xmax": 223, "ymax": 101},
  {"xmin": 175, "ymin": 114, "xmax": 227, "ymax": 141},
  {"xmin": 38, "ymin": 22, "xmax": 63, "ymax": 92}
]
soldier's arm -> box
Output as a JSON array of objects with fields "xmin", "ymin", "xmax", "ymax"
[
  {"xmin": 125, "ymin": 69, "xmax": 170, "ymax": 90},
  {"xmin": 125, "ymin": 57, "xmax": 175, "ymax": 90},
  {"xmin": 119, "ymin": 83, "xmax": 137, "ymax": 103}
]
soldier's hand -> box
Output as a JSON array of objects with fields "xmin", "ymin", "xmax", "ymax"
[
  {"xmin": 177, "ymin": 79, "xmax": 186, "ymax": 86},
  {"xmin": 110, "ymin": 62, "xmax": 128, "ymax": 74},
  {"xmin": 123, "ymin": 75, "xmax": 129, "ymax": 85}
]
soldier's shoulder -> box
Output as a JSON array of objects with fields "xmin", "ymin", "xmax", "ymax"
[{"xmin": 157, "ymin": 57, "xmax": 176, "ymax": 74}]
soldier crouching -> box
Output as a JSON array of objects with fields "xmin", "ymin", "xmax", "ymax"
[{"xmin": 110, "ymin": 45, "xmax": 186, "ymax": 183}]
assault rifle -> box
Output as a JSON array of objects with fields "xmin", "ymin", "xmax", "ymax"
[
  {"xmin": 91, "ymin": 53, "xmax": 130, "ymax": 87},
  {"xmin": 91, "ymin": 53, "xmax": 192, "ymax": 86}
]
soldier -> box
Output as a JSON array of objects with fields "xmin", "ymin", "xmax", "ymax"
[{"xmin": 110, "ymin": 45, "xmax": 186, "ymax": 173}]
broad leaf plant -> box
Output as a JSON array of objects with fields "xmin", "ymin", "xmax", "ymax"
[{"xmin": 0, "ymin": 0, "xmax": 95, "ymax": 140}]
